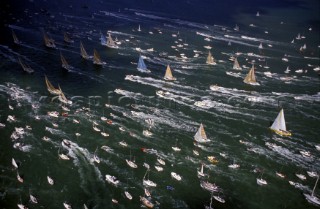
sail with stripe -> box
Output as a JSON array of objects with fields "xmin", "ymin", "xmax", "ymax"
[{"xmin": 194, "ymin": 123, "xmax": 210, "ymax": 143}]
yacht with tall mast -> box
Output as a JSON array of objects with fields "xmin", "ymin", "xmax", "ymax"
[
  {"xmin": 243, "ymin": 64, "xmax": 259, "ymax": 85},
  {"xmin": 80, "ymin": 41, "xmax": 92, "ymax": 60},
  {"xmin": 18, "ymin": 57, "xmax": 34, "ymax": 74},
  {"xmin": 206, "ymin": 51, "xmax": 216, "ymax": 65},
  {"xmin": 137, "ymin": 55, "xmax": 150, "ymax": 73},
  {"xmin": 164, "ymin": 65, "xmax": 176, "ymax": 81},
  {"xmin": 93, "ymin": 49, "xmax": 106, "ymax": 65},
  {"xmin": 270, "ymin": 109, "xmax": 291, "ymax": 136},
  {"xmin": 194, "ymin": 123, "xmax": 210, "ymax": 143}
]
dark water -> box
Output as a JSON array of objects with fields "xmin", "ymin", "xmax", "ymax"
[{"xmin": 0, "ymin": 0, "xmax": 319, "ymax": 209}]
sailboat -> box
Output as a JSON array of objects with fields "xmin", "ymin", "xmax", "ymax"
[
  {"xmin": 138, "ymin": 24, "xmax": 141, "ymax": 32},
  {"xmin": 206, "ymin": 51, "xmax": 216, "ymax": 65},
  {"xmin": 93, "ymin": 49, "xmax": 106, "ymax": 65},
  {"xmin": 234, "ymin": 24, "xmax": 239, "ymax": 31},
  {"xmin": 60, "ymin": 52, "xmax": 71, "ymax": 71},
  {"xmin": 197, "ymin": 163, "xmax": 205, "ymax": 177},
  {"xmin": 126, "ymin": 150, "xmax": 138, "ymax": 168},
  {"xmin": 45, "ymin": 75, "xmax": 62, "ymax": 95},
  {"xmin": 106, "ymin": 33, "xmax": 118, "ymax": 49},
  {"xmin": 258, "ymin": 43, "xmax": 263, "ymax": 49},
  {"xmin": 80, "ymin": 41, "xmax": 91, "ymax": 60},
  {"xmin": 270, "ymin": 109, "xmax": 291, "ymax": 136},
  {"xmin": 233, "ymin": 57, "xmax": 242, "ymax": 70},
  {"xmin": 63, "ymin": 32, "xmax": 74, "ymax": 43},
  {"xmin": 43, "ymin": 33, "xmax": 56, "ymax": 49},
  {"xmin": 243, "ymin": 64, "xmax": 259, "ymax": 85},
  {"xmin": 58, "ymin": 85, "xmax": 72, "ymax": 105},
  {"xmin": 137, "ymin": 55, "xmax": 151, "ymax": 73},
  {"xmin": 18, "ymin": 57, "xmax": 34, "ymax": 74},
  {"xmin": 304, "ymin": 175, "xmax": 320, "ymax": 206},
  {"xmin": 93, "ymin": 148, "xmax": 100, "ymax": 164},
  {"xmin": 143, "ymin": 169, "xmax": 157, "ymax": 187},
  {"xmin": 12, "ymin": 30, "xmax": 21, "ymax": 45},
  {"xmin": 163, "ymin": 65, "xmax": 176, "ymax": 81},
  {"xmin": 194, "ymin": 123, "xmax": 210, "ymax": 143}
]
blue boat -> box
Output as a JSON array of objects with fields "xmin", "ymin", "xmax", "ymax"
[{"xmin": 137, "ymin": 55, "xmax": 150, "ymax": 73}]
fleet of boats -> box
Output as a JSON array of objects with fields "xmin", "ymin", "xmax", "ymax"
[{"xmin": 4, "ymin": 7, "xmax": 319, "ymax": 209}]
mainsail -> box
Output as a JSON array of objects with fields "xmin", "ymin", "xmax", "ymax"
[
  {"xmin": 43, "ymin": 33, "xmax": 56, "ymax": 48},
  {"xmin": 194, "ymin": 123, "xmax": 210, "ymax": 143},
  {"xmin": 80, "ymin": 41, "xmax": 90, "ymax": 59},
  {"xmin": 45, "ymin": 76, "xmax": 61, "ymax": 95},
  {"xmin": 164, "ymin": 65, "xmax": 176, "ymax": 81},
  {"xmin": 18, "ymin": 57, "xmax": 34, "ymax": 74},
  {"xmin": 243, "ymin": 64, "xmax": 259, "ymax": 85},
  {"xmin": 137, "ymin": 55, "xmax": 149, "ymax": 73},
  {"xmin": 270, "ymin": 109, "xmax": 291, "ymax": 136},
  {"xmin": 233, "ymin": 58, "xmax": 242, "ymax": 70},
  {"xmin": 206, "ymin": 51, "xmax": 216, "ymax": 65},
  {"xmin": 106, "ymin": 33, "xmax": 118, "ymax": 49},
  {"xmin": 12, "ymin": 30, "xmax": 21, "ymax": 44}
]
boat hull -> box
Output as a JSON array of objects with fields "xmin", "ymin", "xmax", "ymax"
[{"xmin": 270, "ymin": 128, "xmax": 292, "ymax": 136}]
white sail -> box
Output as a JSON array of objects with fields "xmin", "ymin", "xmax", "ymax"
[
  {"xmin": 270, "ymin": 109, "xmax": 287, "ymax": 131},
  {"xmin": 194, "ymin": 123, "xmax": 210, "ymax": 143}
]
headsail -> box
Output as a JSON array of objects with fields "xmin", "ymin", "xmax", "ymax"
[
  {"xmin": 164, "ymin": 65, "xmax": 176, "ymax": 81},
  {"xmin": 137, "ymin": 55, "xmax": 150, "ymax": 73},
  {"xmin": 45, "ymin": 76, "xmax": 61, "ymax": 95},
  {"xmin": 194, "ymin": 123, "xmax": 210, "ymax": 143},
  {"xmin": 206, "ymin": 51, "xmax": 216, "ymax": 65},
  {"xmin": 243, "ymin": 64, "xmax": 259, "ymax": 85},
  {"xmin": 270, "ymin": 109, "xmax": 291, "ymax": 136}
]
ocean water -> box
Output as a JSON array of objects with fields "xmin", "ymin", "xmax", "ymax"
[{"xmin": 0, "ymin": 0, "xmax": 319, "ymax": 209}]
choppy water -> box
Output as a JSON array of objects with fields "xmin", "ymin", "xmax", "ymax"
[{"xmin": 0, "ymin": 0, "xmax": 319, "ymax": 209}]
